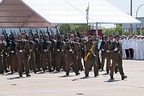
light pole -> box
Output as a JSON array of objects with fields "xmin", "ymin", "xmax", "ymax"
[
  {"xmin": 136, "ymin": 4, "xmax": 144, "ymax": 33},
  {"xmin": 129, "ymin": 0, "xmax": 132, "ymax": 35}
]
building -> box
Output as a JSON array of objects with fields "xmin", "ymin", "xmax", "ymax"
[{"xmin": 122, "ymin": 17, "xmax": 144, "ymax": 33}]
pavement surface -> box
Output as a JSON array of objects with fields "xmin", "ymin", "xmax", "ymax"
[{"xmin": 0, "ymin": 60, "xmax": 144, "ymax": 96}]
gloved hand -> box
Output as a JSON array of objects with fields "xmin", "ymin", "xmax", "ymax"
[
  {"xmin": 106, "ymin": 50, "xmax": 110, "ymax": 53},
  {"xmin": 114, "ymin": 48, "xmax": 118, "ymax": 51}
]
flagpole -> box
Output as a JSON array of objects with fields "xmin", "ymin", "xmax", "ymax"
[{"xmin": 86, "ymin": 2, "xmax": 89, "ymax": 34}]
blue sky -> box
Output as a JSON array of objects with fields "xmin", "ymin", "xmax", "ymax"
[{"xmin": 106, "ymin": 0, "xmax": 144, "ymax": 17}]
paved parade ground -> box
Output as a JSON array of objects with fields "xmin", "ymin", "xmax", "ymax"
[{"xmin": 0, "ymin": 60, "xmax": 144, "ymax": 96}]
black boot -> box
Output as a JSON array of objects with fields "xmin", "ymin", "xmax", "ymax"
[{"xmin": 122, "ymin": 75, "xmax": 127, "ymax": 80}]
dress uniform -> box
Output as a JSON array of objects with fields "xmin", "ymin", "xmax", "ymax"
[
  {"xmin": 0, "ymin": 36, "xmax": 7, "ymax": 74},
  {"xmin": 55, "ymin": 36, "xmax": 66, "ymax": 72},
  {"xmin": 110, "ymin": 35, "xmax": 127, "ymax": 80},
  {"xmin": 93, "ymin": 36, "xmax": 101, "ymax": 70},
  {"xmin": 50, "ymin": 38, "xmax": 57, "ymax": 71},
  {"xmin": 100, "ymin": 36, "xmax": 108, "ymax": 71},
  {"xmin": 84, "ymin": 35, "xmax": 99, "ymax": 77},
  {"xmin": 34, "ymin": 34, "xmax": 41, "ymax": 71},
  {"xmin": 16, "ymin": 33, "xmax": 30, "ymax": 77},
  {"xmin": 7, "ymin": 35, "xmax": 17, "ymax": 73},
  {"xmin": 29, "ymin": 36, "xmax": 37, "ymax": 73},
  {"xmin": 65, "ymin": 36, "xmax": 80, "ymax": 76},
  {"xmin": 41, "ymin": 36, "xmax": 52, "ymax": 72},
  {"xmin": 75, "ymin": 37, "xmax": 83, "ymax": 71},
  {"xmin": 105, "ymin": 35, "xmax": 115, "ymax": 74}
]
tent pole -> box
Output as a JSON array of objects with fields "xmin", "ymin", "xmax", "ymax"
[
  {"xmin": 95, "ymin": 23, "xmax": 98, "ymax": 37},
  {"xmin": 140, "ymin": 23, "xmax": 142, "ymax": 35}
]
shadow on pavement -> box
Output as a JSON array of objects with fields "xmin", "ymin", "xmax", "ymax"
[{"xmin": 104, "ymin": 79, "xmax": 120, "ymax": 82}]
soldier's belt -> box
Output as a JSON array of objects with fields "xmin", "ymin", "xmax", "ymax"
[
  {"xmin": 43, "ymin": 49, "xmax": 49, "ymax": 52},
  {"xmin": 19, "ymin": 49, "xmax": 25, "ymax": 53},
  {"xmin": 11, "ymin": 51, "xmax": 15, "ymax": 53}
]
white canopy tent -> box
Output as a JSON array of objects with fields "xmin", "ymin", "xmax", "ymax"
[
  {"xmin": 22, "ymin": 0, "xmax": 141, "ymax": 24},
  {"xmin": 0, "ymin": 0, "xmax": 141, "ymax": 28}
]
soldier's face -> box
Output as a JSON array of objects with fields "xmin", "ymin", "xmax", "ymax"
[
  {"xmin": 109, "ymin": 36, "xmax": 113, "ymax": 40},
  {"xmin": 21, "ymin": 34, "xmax": 26, "ymax": 39},
  {"xmin": 115, "ymin": 37, "xmax": 119, "ymax": 41},
  {"xmin": 45, "ymin": 37, "xmax": 49, "ymax": 41},
  {"xmin": 70, "ymin": 37, "xmax": 74, "ymax": 41},
  {"xmin": 88, "ymin": 37, "xmax": 93, "ymax": 41}
]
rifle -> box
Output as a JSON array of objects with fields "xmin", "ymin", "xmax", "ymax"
[{"xmin": 84, "ymin": 44, "xmax": 95, "ymax": 61}]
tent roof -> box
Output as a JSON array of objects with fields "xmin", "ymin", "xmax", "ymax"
[
  {"xmin": 0, "ymin": 0, "xmax": 57, "ymax": 28},
  {"xmin": 0, "ymin": 0, "xmax": 141, "ymax": 28},
  {"xmin": 22, "ymin": 0, "xmax": 141, "ymax": 24}
]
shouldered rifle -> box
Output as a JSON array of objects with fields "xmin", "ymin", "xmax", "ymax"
[{"xmin": 84, "ymin": 44, "xmax": 95, "ymax": 61}]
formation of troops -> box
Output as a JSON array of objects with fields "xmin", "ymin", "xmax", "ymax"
[
  {"xmin": 0, "ymin": 31, "xmax": 127, "ymax": 80},
  {"xmin": 120, "ymin": 35, "xmax": 144, "ymax": 60}
]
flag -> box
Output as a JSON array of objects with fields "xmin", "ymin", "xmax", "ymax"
[{"xmin": 86, "ymin": 2, "xmax": 89, "ymax": 24}]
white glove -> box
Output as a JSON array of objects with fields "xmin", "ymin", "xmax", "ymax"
[
  {"xmin": 69, "ymin": 49, "xmax": 73, "ymax": 52},
  {"xmin": 102, "ymin": 49, "xmax": 104, "ymax": 51},
  {"xmin": 106, "ymin": 50, "xmax": 110, "ymax": 53},
  {"xmin": 114, "ymin": 48, "xmax": 118, "ymax": 51},
  {"xmin": 19, "ymin": 50, "xmax": 23, "ymax": 53}
]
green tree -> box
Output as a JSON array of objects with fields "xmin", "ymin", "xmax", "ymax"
[{"xmin": 60, "ymin": 24, "xmax": 88, "ymax": 35}]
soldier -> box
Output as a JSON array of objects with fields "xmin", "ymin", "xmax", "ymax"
[
  {"xmin": 105, "ymin": 35, "xmax": 115, "ymax": 74},
  {"xmin": 0, "ymin": 35, "xmax": 6, "ymax": 74},
  {"xmin": 84, "ymin": 35, "xmax": 99, "ymax": 77},
  {"xmin": 29, "ymin": 35, "xmax": 37, "ymax": 73},
  {"xmin": 0, "ymin": 35, "xmax": 8, "ymax": 74},
  {"xmin": 50, "ymin": 35, "xmax": 57, "ymax": 71},
  {"xmin": 75, "ymin": 37, "xmax": 83, "ymax": 71},
  {"xmin": 65, "ymin": 35, "xmax": 80, "ymax": 76},
  {"xmin": 110, "ymin": 35, "xmax": 127, "ymax": 80},
  {"xmin": 100, "ymin": 35, "xmax": 108, "ymax": 71},
  {"xmin": 34, "ymin": 33, "xmax": 41, "ymax": 72},
  {"xmin": 41, "ymin": 35, "xmax": 52, "ymax": 72},
  {"xmin": 93, "ymin": 36, "xmax": 101, "ymax": 70},
  {"xmin": 55, "ymin": 36, "xmax": 66, "ymax": 72},
  {"xmin": 16, "ymin": 33, "xmax": 30, "ymax": 77},
  {"xmin": 7, "ymin": 35, "xmax": 17, "ymax": 74}
]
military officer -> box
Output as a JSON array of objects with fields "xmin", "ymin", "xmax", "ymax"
[
  {"xmin": 65, "ymin": 35, "xmax": 80, "ymax": 76},
  {"xmin": 75, "ymin": 37, "xmax": 83, "ymax": 71},
  {"xmin": 16, "ymin": 33, "xmax": 30, "ymax": 77},
  {"xmin": 7, "ymin": 35, "xmax": 17, "ymax": 74},
  {"xmin": 41, "ymin": 35, "xmax": 52, "ymax": 72},
  {"xmin": 84, "ymin": 35, "xmax": 99, "ymax": 77},
  {"xmin": 29, "ymin": 35, "xmax": 37, "ymax": 73},
  {"xmin": 100, "ymin": 35, "xmax": 108, "ymax": 71},
  {"xmin": 110, "ymin": 35, "xmax": 127, "ymax": 80},
  {"xmin": 105, "ymin": 35, "xmax": 115, "ymax": 74},
  {"xmin": 55, "ymin": 35, "xmax": 66, "ymax": 72},
  {"xmin": 34, "ymin": 33, "xmax": 41, "ymax": 71}
]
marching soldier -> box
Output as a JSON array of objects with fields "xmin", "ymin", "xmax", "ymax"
[
  {"xmin": 105, "ymin": 35, "xmax": 115, "ymax": 74},
  {"xmin": 0, "ymin": 35, "xmax": 7, "ymax": 74},
  {"xmin": 75, "ymin": 37, "xmax": 83, "ymax": 71},
  {"xmin": 55, "ymin": 36, "xmax": 66, "ymax": 72},
  {"xmin": 16, "ymin": 33, "xmax": 30, "ymax": 77},
  {"xmin": 29, "ymin": 35, "xmax": 37, "ymax": 73},
  {"xmin": 41, "ymin": 35, "xmax": 52, "ymax": 72},
  {"xmin": 34, "ymin": 33, "xmax": 41, "ymax": 72},
  {"xmin": 65, "ymin": 35, "xmax": 80, "ymax": 76},
  {"xmin": 93, "ymin": 36, "xmax": 101, "ymax": 70},
  {"xmin": 110, "ymin": 35, "xmax": 127, "ymax": 80},
  {"xmin": 50, "ymin": 35, "xmax": 57, "ymax": 71},
  {"xmin": 7, "ymin": 35, "xmax": 17, "ymax": 74},
  {"xmin": 84, "ymin": 35, "xmax": 99, "ymax": 77},
  {"xmin": 100, "ymin": 35, "xmax": 108, "ymax": 71}
]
